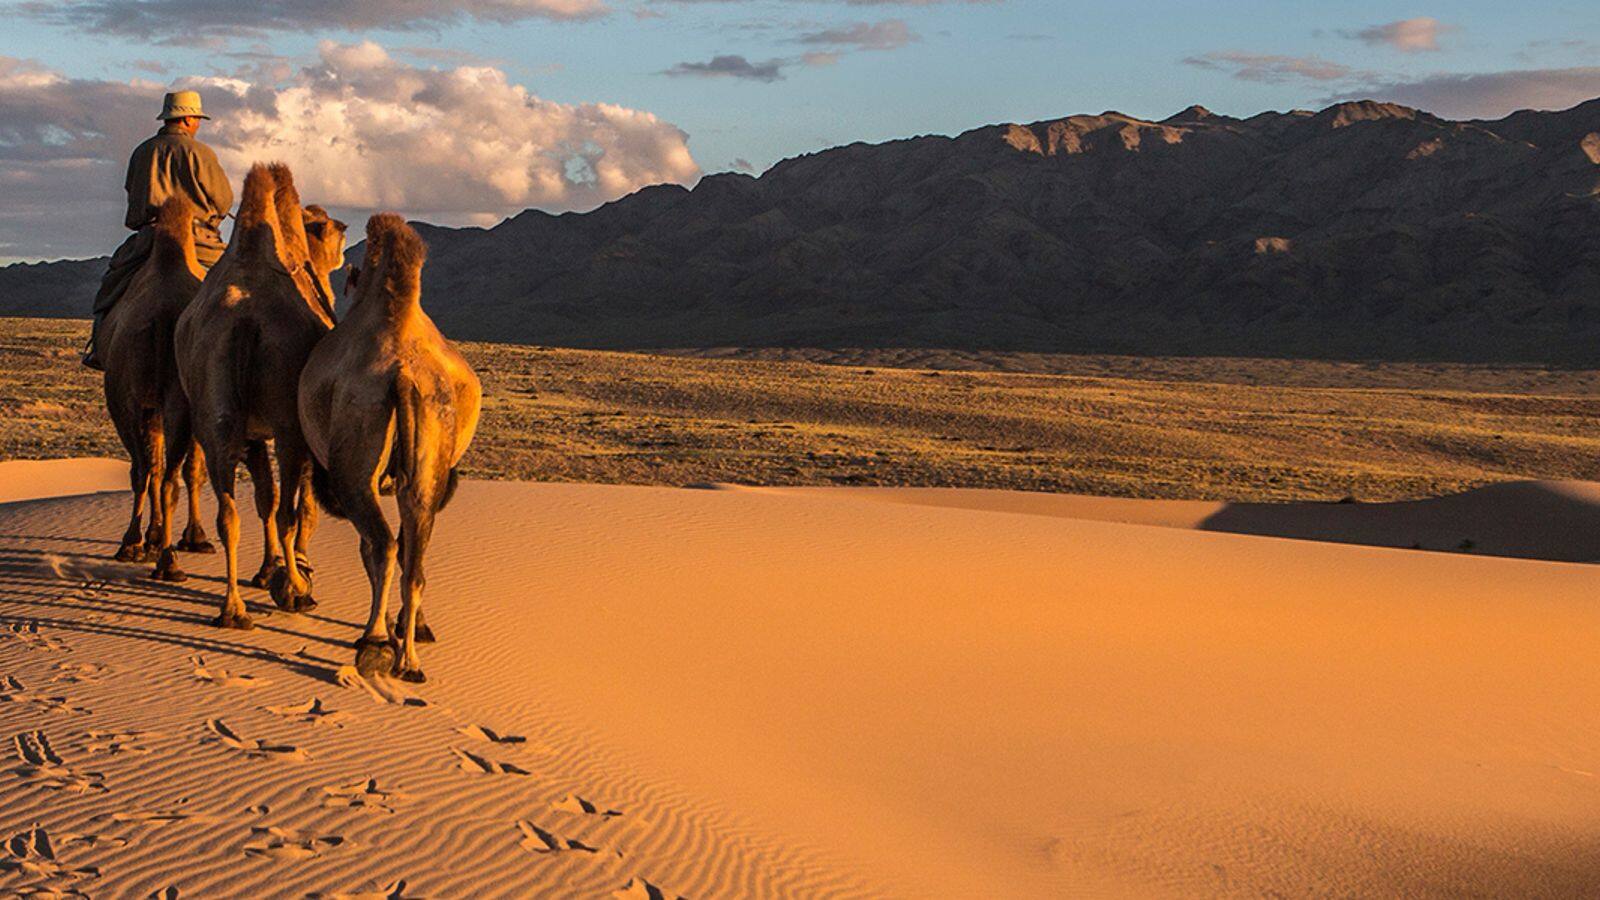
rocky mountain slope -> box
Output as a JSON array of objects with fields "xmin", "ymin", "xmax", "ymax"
[{"xmin": 7, "ymin": 98, "xmax": 1600, "ymax": 363}]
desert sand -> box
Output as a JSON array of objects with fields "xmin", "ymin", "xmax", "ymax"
[{"xmin": 2, "ymin": 458, "xmax": 1598, "ymax": 897}]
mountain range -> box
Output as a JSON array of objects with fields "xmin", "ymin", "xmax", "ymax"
[{"xmin": 6, "ymin": 98, "xmax": 1600, "ymax": 364}]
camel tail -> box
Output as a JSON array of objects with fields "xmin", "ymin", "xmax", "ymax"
[
  {"xmin": 149, "ymin": 196, "xmax": 199, "ymax": 275},
  {"xmin": 310, "ymin": 461, "xmax": 348, "ymax": 521},
  {"xmin": 391, "ymin": 375, "xmax": 456, "ymax": 512}
]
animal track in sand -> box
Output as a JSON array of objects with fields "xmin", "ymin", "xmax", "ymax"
[
  {"xmin": 1, "ymin": 825, "xmax": 111, "ymax": 885},
  {"xmin": 241, "ymin": 826, "xmax": 347, "ymax": 861},
  {"xmin": 613, "ymin": 876, "xmax": 687, "ymax": 900},
  {"xmin": 149, "ymin": 888, "xmax": 180, "ymax": 899},
  {"xmin": 515, "ymin": 820, "xmax": 617, "ymax": 857},
  {"xmin": 551, "ymin": 794, "xmax": 624, "ymax": 818},
  {"xmin": 0, "ymin": 621, "xmax": 69, "ymax": 652},
  {"xmin": 200, "ymin": 719, "xmax": 309, "ymax": 762},
  {"xmin": 50, "ymin": 662, "xmax": 111, "ymax": 684},
  {"xmin": 318, "ymin": 779, "xmax": 407, "ymax": 814},
  {"xmin": 264, "ymin": 697, "xmax": 352, "ymax": 727},
  {"xmin": 449, "ymin": 747, "xmax": 531, "ymax": 776},
  {"xmin": 334, "ymin": 666, "xmax": 427, "ymax": 706},
  {"xmin": 453, "ymin": 723, "xmax": 526, "ymax": 745},
  {"xmin": 190, "ymin": 655, "xmax": 270, "ymax": 689},
  {"xmin": 81, "ymin": 730, "xmax": 163, "ymax": 756},
  {"xmin": 0, "ymin": 676, "xmax": 91, "ymax": 715},
  {"xmin": 306, "ymin": 878, "xmax": 417, "ymax": 900},
  {"xmin": 96, "ymin": 806, "xmax": 224, "ymax": 826},
  {"xmin": 10, "ymin": 730, "xmax": 105, "ymax": 794}
]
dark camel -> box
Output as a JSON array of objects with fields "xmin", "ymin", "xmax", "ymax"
[
  {"xmin": 175, "ymin": 162, "xmax": 346, "ymax": 629},
  {"xmin": 98, "ymin": 195, "xmax": 215, "ymax": 579},
  {"xmin": 300, "ymin": 214, "xmax": 481, "ymax": 681}
]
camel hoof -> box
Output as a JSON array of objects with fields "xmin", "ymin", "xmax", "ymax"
[
  {"xmin": 414, "ymin": 622, "xmax": 437, "ymax": 644},
  {"xmin": 214, "ymin": 611, "xmax": 254, "ymax": 630},
  {"xmin": 114, "ymin": 544, "xmax": 145, "ymax": 563},
  {"xmin": 268, "ymin": 567, "xmax": 315, "ymax": 612},
  {"xmin": 177, "ymin": 538, "xmax": 217, "ymax": 554},
  {"xmin": 394, "ymin": 664, "xmax": 427, "ymax": 684},
  {"xmin": 355, "ymin": 640, "xmax": 396, "ymax": 679}
]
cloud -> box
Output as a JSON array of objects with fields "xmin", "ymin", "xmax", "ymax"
[
  {"xmin": 1182, "ymin": 51, "xmax": 1355, "ymax": 84},
  {"xmin": 661, "ymin": 54, "xmax": 787, "ymax": 81},
  {"xmin": 0, "ymin": 43, "xmax": 700, "ymax": 259},
  {"xmin": 1343, "ymin": 17, "xmax": 1452, "ymax": 53},
  {"xmin": 1348, "ymin": 67, "xmax": 1600, "ymax": 118},
  {"xmin": 794, "ymin": 19, "xmax": 916, "ymax": 51},
  {"xmin": 16, "ymin": 0, "xmax": 609, "ymax": 40}
]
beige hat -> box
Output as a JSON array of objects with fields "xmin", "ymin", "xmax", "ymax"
[{"xmin": 157, "ymin": 90, "xmax": 209, "ymax": 121}]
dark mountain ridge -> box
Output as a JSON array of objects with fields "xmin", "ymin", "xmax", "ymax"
[{"xmin": 7, "ymin": 98, "xmax": 1600, "ymax": 363}]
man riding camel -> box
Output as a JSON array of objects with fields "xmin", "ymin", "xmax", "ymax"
[{"xmin": 83, "ymin": 90, "xmax": 232, "ymax": 370}]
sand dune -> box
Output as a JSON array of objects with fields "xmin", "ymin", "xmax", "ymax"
[{"xmin": 1, "ymin": 461, "xmax": 1598, "ymax": 897}]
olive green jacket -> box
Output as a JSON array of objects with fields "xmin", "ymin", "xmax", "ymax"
[
  {"xmin": 93, "ymin": 124, "xmax": 233, "ymax": 314},
  {"xmin": 123, "ymin": 122, "xmax": 233, "ymax": 262}
]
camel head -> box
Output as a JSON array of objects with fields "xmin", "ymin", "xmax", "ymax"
[{"xmin": 301, "ymin": 205, "xmax": 348, "ymax": 279}]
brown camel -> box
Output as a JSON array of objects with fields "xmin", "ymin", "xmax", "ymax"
[
  {"xmin": 175, "ymin": 162, "xmax": 347, "ymax": 629},
  {"xmin": 300, "ymin": 214, "xmax": 481, "ymax": 681},
  {"xmin": 98, "ymin": 195, "xmax": 215, "ymax": 579}
]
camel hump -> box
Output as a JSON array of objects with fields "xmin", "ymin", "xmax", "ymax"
[
  {"xmin": 150, "ymin": 195, "xmax": 199, "ymax": 274},
  {"xmin": 358, "ymin": 213, "xmax": 427, "ymax": 304},
  {"xmin": 232, "ymin": 161, "xmax": 312, "ymax": 271}
]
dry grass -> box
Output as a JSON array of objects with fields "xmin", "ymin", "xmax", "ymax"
[{"xmin": 6, "ymin": 316, "xmax": 1600, "ymax": 502}]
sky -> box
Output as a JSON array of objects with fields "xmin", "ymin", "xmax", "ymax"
[{"xmin": 2, "ymin": 0, "xmax": 1599, "ymax": 262}]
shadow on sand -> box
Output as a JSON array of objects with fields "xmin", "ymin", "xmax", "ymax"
[{"xmin": 1199, "ymin": 481, "xmax": 1600, "ymax": 564}]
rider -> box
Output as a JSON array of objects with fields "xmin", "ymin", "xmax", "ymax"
[{"xmin": 83, "ymin": 90, "xmax": 233, "ymax": 370}]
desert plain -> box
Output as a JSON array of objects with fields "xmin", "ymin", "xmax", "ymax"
[{"xmin": 2, "ymin": 319, "xmax": 1599, "ymax": 897}]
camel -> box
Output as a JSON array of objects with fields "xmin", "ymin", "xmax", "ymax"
[
  {"xmin": 98, "ymin": 195, "xmax": 215, "ymax": 580},
  {"xmin": 300, "ymin": 214, "xmax": 481, "ymax": 682},
  {"xmin": 175, "ymin": 162, "xmax": 347, "ymax": 629}
]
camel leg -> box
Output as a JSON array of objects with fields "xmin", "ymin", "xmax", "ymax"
[
  {"xmin": 267, "ymin": 442, "xmax": 316, "ymax": 613},
  {"xmin": 293, "ymin": 468, "xmax": 318, "ymax": 575},
  {"xmin": 345, "ymin": 483, "xmax": 398, "ymax": 678},
  {"xmin": 207, "ymin": 452, "xmax": 252, "ymax": 630},
  {"xmin": 140, "ymin": 418, "xmax": 166, "ymax": 553},
  {"xmin": 393, "ymin": 502, "xmax": 436, "ymax": 683},
  {"xmin": 177, "ymin": 442, "xmax": 215, "ymax": 553},
  {"xmin": 150, "ymin": 424, "xmax": 188, "ymax": 583},
  {"xmin": 112, "ymin": 411, "xmax": 154, "ymax": 563},
  {"xmin": 243, "ymin": 441, "xmax": 284, "ymax": 588}
]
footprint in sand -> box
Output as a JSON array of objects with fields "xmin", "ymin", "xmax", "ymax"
[
  {"xmin": 10, "ymin": 730, "xmax": 106, "ymax": 794},
  {"xmin": 0, "ymin": 622, "xmax": 69, "ymax": 652},
  {"xmin": 0, "ymin": 825, "xmax": 108, "ymax": 886},
  {"xmin": 453, "ymin": 724, "xmax": 525, "ymax": 745},
  {"xmin": 306, "ymin": 878, "xmax": 417, "ymax": 900},
  {"xmin": 613, "ymin": 877, "xmax": 687, "ymax": 900},
  {"xmin": 190, "ymin": 655, "xmax": 270, "ymax": 689},
  {"xmin": 0, "ymin": 676, "xmax": 91, "ymax": 715},
  {"xmin": 449, "ymin": 747, "xmax": 530, "ymax": 776},
  {"xmin": 242, "ymin": 826, "xmax": 347, "ymax": 861},
  {"xmin": 551, "ymin": 794, "xmax": 624, "ymax": 818},
  {"xmin": 334, "ymin": 666, "xmax": 427, "ymax": 707},
  {"xmin": 515, "ymin": 820, "xmax": 619, "ymax": 857},
  {"xmin": 82, "ymin": 730, "xmax": 164, "ymax": 756},
  {"xmin": 200, "ymin": 719, "xmax": 310, "ymax": 762},
  {"xmin": 264, "ymin": 697, "xmax": 352, "ymax": 728},
  {"xmin": 96, "ymin": 807, "xmax": 224, "ymax": 827},
  {"xmin": 318, "ymin": 779, "xmax": 406, "ymax": 814},
  {"xmin": 51, "ymin": 662, "xmax": 112, "ymax": 684},
  {"xmin": 149, "ymin": 888, "xmax": 180, "ymax": 899}
]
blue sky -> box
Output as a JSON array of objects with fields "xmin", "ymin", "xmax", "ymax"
[{"xmin": 2, "ymin": 0, "xmax": 1599, "ymax": 260}]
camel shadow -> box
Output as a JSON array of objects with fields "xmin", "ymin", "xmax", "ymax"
[
  {"xmin": 0, "ymin": 547, "xmax": 361, "ymax": 659},
  {"xmin": 1198, "ymin": 481, "xmax": 1600, "ymax": 564}
]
